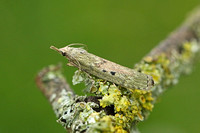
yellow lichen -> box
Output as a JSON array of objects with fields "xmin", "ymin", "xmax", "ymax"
[
  {"xmin": 114, "ymin": 125, "xmax": 128, "ymax": 133},
  {"xmin": 114, "ymin": 96, "xmax": 130, "ymax": 112},
  {"xmin": 182, "ymin": 42, "xmax": 192, "ymax": 60},
  {"xmin": 96, "ymin": 40, "xmax": 198, "ymax": 132},
  {"xmin": 97, "ymin": 79, "xmax": 154, "ymax": 131}
]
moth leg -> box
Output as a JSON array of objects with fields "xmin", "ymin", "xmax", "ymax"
[
  {"xmin": 112, "ymin": 83, "xmax": 118, "ymax": 87},
  {"xmin": 67, "ymin": 53, "xmax": 82, "ymax": 70},
  {"xmin": 91, "ymin": 79, "xmax": 95, "ymax": 88},
  {"xmin": 103, "ymin": 80, "xmax": 108, "ymax": 84},
  {"xmin": 84, "ymin": 72, "xmax": 93, "ymax": 79},
  {"xmin": 66, "ymin": 62, "xmax": 74, "ymax": 66}
]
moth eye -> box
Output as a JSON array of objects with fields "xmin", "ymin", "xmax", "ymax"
[
  {"xmin": 61, "ymin": 52, "xmax": 66, "ymax": 56},
  {"xmin": 60, "ymin": 117, "xmax": 66, "ymax": 123}
]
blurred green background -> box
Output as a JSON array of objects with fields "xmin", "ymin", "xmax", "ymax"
[{"xmin": 1, "ymin": 0, "xmax": 200, "ymax": 133}]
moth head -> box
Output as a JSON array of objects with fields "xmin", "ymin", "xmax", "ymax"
[
  {"xmin": 50, "ymin": 45, "xmax": 87, "ymax": 61},
  {"xmin": 50, "ymin": 46, "xmax": 68, "ymax": 57}
]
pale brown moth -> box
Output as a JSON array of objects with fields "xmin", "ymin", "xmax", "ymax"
[{"xmin": 50, "ymin": 45, "xmax": 154, "ymax": 90}]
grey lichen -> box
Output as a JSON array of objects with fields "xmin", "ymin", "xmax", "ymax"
[
  {"xmin": 55, "ymin": 92, "xmax": 103, "ymax": 132},
  {"xmin": 52, "ymin": 87, "xmax": 106, "ymax": 132}
]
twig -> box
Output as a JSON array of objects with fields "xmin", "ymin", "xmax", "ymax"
[{"xmin": 36, "ymin": 7, "xmax": 200, "ymax": 133}]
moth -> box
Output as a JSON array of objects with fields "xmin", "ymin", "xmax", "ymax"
[{"xmin": 50, "ymin": 45, "xmax": 154, "ymax": 90}]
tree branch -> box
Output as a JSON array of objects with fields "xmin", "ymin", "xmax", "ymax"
[{"xmin": 36, "ymin": 7, "xmax": 200, "ymax": 133}]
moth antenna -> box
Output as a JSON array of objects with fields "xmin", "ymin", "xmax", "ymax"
[{"xmin": 67, "ymin": 43, "xmax": 88, "ymax": 50}]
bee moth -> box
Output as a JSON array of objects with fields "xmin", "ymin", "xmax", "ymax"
[{"xmin": 50, "ymin": 45, "xmax": 154, "ymax": 90}]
